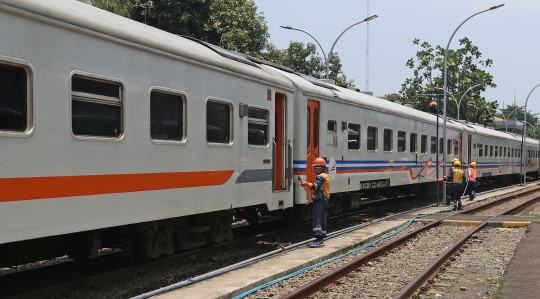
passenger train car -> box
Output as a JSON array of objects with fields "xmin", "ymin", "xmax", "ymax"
[{"xmin": 0, "ymin": 0, "xmax": 538, "ymax": 266}]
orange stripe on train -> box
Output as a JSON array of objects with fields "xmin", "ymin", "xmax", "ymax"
[{"xmin": 0, "ymin": 170, "xmax": 234, "ymax": 202}]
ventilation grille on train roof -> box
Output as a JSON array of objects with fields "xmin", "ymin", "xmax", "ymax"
[
  {"xmin": 182, "ymin": 36, "xmax": 259, "ymax": 68},
  {"xmin": 295, "ymin": 73, "xmax": 339, "ymax": 91}
]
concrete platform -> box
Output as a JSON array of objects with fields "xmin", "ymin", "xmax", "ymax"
[
  {"xmin": 497, "ymin": 223, "xmax": 540, "ymax": 299},
  {"xmin": 150, "ymin": 182, "xmax": 540, "ymax": 299}
]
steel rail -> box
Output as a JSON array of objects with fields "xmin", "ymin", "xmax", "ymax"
[
  {"xmin": 393, "ymin": 194, "xmax": 540, "ymax": 299},
  {"xmin": 280, "ymin": 184, "xmax": 540, "ymax": 299}
]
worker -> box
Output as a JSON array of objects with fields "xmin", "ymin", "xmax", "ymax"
[
  {"xmin": 440, "ymin": 160, "xmax": 464, "ymax": 210},
  {"xmin": 300, "ymin": 157, "xmax": 331, "ymax": 247},
  {"xmin": 429, "ymin": 100, "xmax": 437, "ymax": 114},
  {"xmin": 467, "ymin": 162, "xmax": 477, "ymax": 200}
]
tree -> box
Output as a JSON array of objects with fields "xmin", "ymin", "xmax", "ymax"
[
  {"xmin": 400, "ymin": 38, "xmax": 497, "ymax": 125},
  {"xmin": 91, "ymin": 0, "xmax": 132, "ymax": 17},
  {"xmin": 261, "ymin": 42, "xmax": 353, "ymax": 87},
  {"xmin": 498, "ymin": 103, "xmax": 539, "ymax": 138},
  {"xmin": 129, "ymin": 0, "xmax": 269, "ymax": 55}
]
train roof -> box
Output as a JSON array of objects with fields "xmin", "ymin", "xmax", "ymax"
[{"xmin": 0, "ymin": 0, "xmax": 294, "ymax": 91}]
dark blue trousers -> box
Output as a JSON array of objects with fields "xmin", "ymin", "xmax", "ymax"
[{"xmin": 312, "ymin": 196, "xmax": 329, "ymax": 240}]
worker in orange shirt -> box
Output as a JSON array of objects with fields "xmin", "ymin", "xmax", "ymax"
[{"xmin": 467, "ymin": 162, "xmax": 477, "ymax": 200}]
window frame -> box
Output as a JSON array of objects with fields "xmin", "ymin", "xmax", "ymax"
[
  {"xmin": 410, "ymin": 132, "xmax": 417, "ymax": 153},
  {"xmin": 367, "ymin": 126, "xmax": 378, "ymax": 152},
  {"xmin": 70, "ymin": 71, "xmax": 124, "ymax": 142},
  {"xmin": 327, "ymin": 119, "xmax": 337, "ymax": 133},
  {"xmin": 383, "ymin": 128, "xmax": 393, "ymax": 152},
  {"xmin": 430, "ymin": 136, "xmax": 436, "ymax": 155},
  {"xmin": 0, "ymin": 56, "xmax": 34, "ymax": 138},
  {"xmin": 397, "ymin": 130, "xmax": 406, "ymax": 153},
  {"xmin": 149, "ymin": 87, "xmax": 187, "ymax": 145},
  {"xmin": 478, "ymin": 143, "xmax": 483, "ymax": 157},
  {"xmin": 347, "ymin": 122, "xmax": 361, "ymax": 151},
  {"xmin": 246, "ymin": 105, "xmax": 270, "ymax": 148},
  {"xmin": 206, "ymin": 97, "xmax": 234, "ymax": 147},
  {"xmin": 421, "ymin": 134, "xmax": 428, "ymax": 154}
]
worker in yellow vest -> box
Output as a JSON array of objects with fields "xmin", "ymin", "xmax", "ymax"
[{"xmin": 439, "ymin": 160, "xmax": 464, "ymax": 210}]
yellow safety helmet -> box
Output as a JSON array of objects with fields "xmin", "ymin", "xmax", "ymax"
[
  {"xmin": 454, "ymin": 161, "xmax": 461, "ymax": 167},
  {"xmin": 452, "ymin": 158, "xmax": 458, "ymax": 163},
  {"xmin": 470, "ymin": 162, "xmax": 476, "ymax": 167}
]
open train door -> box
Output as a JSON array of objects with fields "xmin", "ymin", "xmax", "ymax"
[{"xmin": 306, "ymin": 100, "xmax": 320, "ymax": 199}]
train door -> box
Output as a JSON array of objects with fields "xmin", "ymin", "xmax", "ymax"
[
  {"xmin": 306, "ymin": 100, "xmax": 320, "ymax": 198},
  {"xmin": 468, "ymin": 135, "xmax": 472, "ymax": 165},
  {"xmin": 459, "ymin": 133, "xmax": 463, "ymax": 168},
  {"xmin": 274, "ymin": 93, "xmax": 287, "ymax": 190}
]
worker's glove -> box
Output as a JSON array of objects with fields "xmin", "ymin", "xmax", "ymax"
[{"xmin": 300, "ymin": 181, "xmax": 313, "ymax": 188}]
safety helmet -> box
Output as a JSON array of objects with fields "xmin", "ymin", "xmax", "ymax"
[
  {"xmin": 452, "ymin": 158, "xmax": 458, "ymax": 163},
  {"xmin": 312, "ymin": 157, "xmax": 326, "ymax": 167},
  {"xmin": 454, "ymin": 161, "xmax": 461, "ymax": 167},
  {"xmin": 470, "ymin": 162, "xmax": 476, "ymax": 167}
]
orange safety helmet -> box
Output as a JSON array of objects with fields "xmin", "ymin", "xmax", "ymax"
[{"xmin": 312, "ymin": 157, "xmax": 326, "ymax": 167}]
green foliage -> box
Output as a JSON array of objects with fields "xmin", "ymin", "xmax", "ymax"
[
  {"xmin": 91, "ymin": 0, "xmax": 133, "ymax": 17},
  {"xmin": 260, "ymin": 42, "xmax": 353, "ymax": 87},
  {"xmin": 400, "ymin": 38, "xmax": 497, "ymax": 125},
  {"xmin": 128, "ymin": 0, "xmax": 268, "ymax": 55},
  {"xmin": 498, "ymin": 103, "xmax": 540, "ymax": 138}
]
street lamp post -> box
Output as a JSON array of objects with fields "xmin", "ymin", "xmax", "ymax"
[
  {"xmin": 435, "ymin": 82, "xmax": 483, "ymax": 120},
  {"xmin": 134, "ymin": 0, "xmax": 154, "ymax": 24},
  {"xmin": 442, "ymin": 4, "xmax": 504, "ymax": 178},
  {"xmin": 521, "ymin": 84, "xmax": 540, "ymax": 185},
  {"xmin": 281, "ymin": 15, "xmax": 377, "ymax": 79},
  {"xmin": 499, "ymin": 106, "xmax": 523, "ymax": 132}
]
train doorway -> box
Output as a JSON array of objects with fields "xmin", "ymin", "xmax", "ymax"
[
  {"xmin": 274, "ymin": 93, "xmax": 287, "ymax": 190},
  {"xmin": 306, "ymin": 100, "xmax": 320, "ymax": 198}
]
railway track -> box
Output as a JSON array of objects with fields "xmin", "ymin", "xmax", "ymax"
[
  {"xmin": 0, "ymin": 193, "xmax": 430, "ymax": 299},
  {"xmin": 278, "ymin": 185, "xmax": 540, "ymax": 299}
]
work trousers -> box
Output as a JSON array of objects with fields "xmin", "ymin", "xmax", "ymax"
[
  {"xmin": 312, "ymin": 195, "xmax": 329, "ymax": 240},
  {"xmin": 447, "ymin": 183, "xmax": 463, "ymax": 209},
  {"xmin": 467, "ymin": 181, "xmax": 477, "ymax": 200}
]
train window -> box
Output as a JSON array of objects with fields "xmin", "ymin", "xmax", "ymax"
[
  {"xmin": 398, "ymin": 131, "xmax": 406, "ymax": 153},
  {"xmin": 447, "ymin": 139, "xmax": 452, "ymax": 156},
  {"xmin": 247, "ymin": 107, "xmax": 269, "ymax": 146},
  {"xmin": 367, "ymin": 126, "xmax": 377, "ymax": 151},
  {"xmin": 478, "ymin": 144, "xmax": 483, "ymax": 157},
  {"xmin": 421, "ymin": 135, "xmax": 427, "ymax": 154},
  {"xmin": 150, "ymin": 91, "xmax": 185, "ymax": 141},
  {"xmin": 512, "ymin": 148, "xmax": 515, "ymax": 158},
  {"xmin": 430, "ymin": 136, "xmax": 436, "ymax": 154},
  {"xmin": 206, "ymin": 100, "xmax": 232, "ymax": 144},
  {"xmin": 439, "ymin": 138, "xmax": 443, "ymax": 156},
  {"xmin": 347, "ymin": 123, "xmax": 360, "ymax": 150},
  {"xmin": 504, "ymin": 147, "xmax": 507, "ymax": 158},
  {"xmin": 383, "ymin": 129, "xmax": 393, "ymax": 152},
  {"xmin": 410, "ymin": 133, "xmax": 417, "ymax": 153},
  {"xmin": 490, "ymin": 145, "xmax": 493, "ymax": 157},
  {"xmin": 485, "ymin": 145, "xmax": 489, "ymax": 157},
  {"xmin": 454, "ymin": 140, "xmax": 459, "ymax": 155},
  {"xmin": 0, "ymin": 64, "xmax": 27, "ymax": 132},
  {"xmin": 327, "ymin": 120, "xmax": 337, "ymax": 133},
  {"xmin": 71, "ymin": 76, "xmax": 122, "ymax": 138},
  {"xmin": 494, "ymin": 146, "xmax": 498, "ymax": 158}
]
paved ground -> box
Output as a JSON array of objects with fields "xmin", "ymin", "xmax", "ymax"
[{"xmin": 497, "ymin": 223, "xmax": 540, "ymax": 299}]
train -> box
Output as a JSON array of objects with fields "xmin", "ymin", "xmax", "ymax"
[{"xmin": 0, "ymin": 0, "xmax": 538, "ymax": 266}]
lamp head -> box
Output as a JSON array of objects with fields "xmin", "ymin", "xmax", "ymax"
[
  {"xmin": 364, "ymin": 15, "xmax": 378, "ymax": 22},
  {"xmin": 490, "ymin": 4, "xmax": 505, "ymax": 10},
  {"xmin": 280, "ymin": 26, "xmax": 293, "ymax": 30}
]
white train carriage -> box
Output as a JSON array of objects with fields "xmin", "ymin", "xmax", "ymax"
[{"xmin": 0, "ymin": 0, "xmax": 296, "ymax": 265}]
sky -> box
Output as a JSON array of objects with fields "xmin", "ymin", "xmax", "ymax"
[{"xmin": 254, "ymin": 0, "xmax": 540, "ymax": 114}]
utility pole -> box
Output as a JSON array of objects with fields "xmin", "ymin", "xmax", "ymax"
[{"xmin": 366, "ymin": 0, "xmax": 370, "ymax": 91}]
